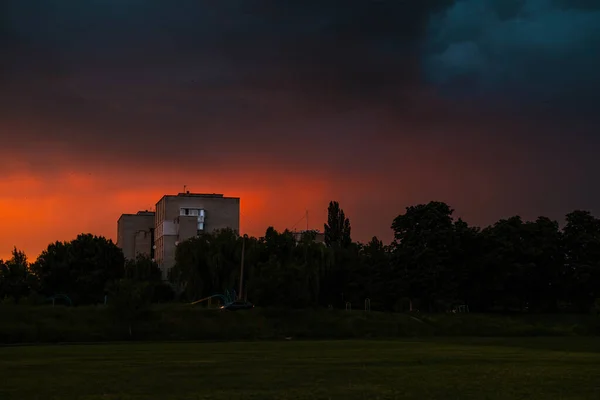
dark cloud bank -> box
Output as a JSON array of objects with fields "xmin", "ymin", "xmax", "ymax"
[{"xmin": 1, "ymin": 0, "xmax": 600, "ymax": 227}]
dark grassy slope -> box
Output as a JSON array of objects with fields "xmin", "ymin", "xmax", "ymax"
[{"xmin": 1, "ymin": 305, "xmax": 599, "ymax": 344}]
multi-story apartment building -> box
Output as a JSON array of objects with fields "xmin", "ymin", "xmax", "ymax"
[
  {"xmin": 154, "ymin": 192, "xmax": 240, "ymax": 278},
  {"xmin": 116, "ymin": 211, "xmax": 155, "ymax": 260},
  {"xmin": 117, "ymin": 192, "xmax": 240, "ymax": 280}
]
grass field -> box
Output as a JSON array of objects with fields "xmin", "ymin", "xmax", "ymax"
[
  {"xmin": 2, "ymin": 338, "xmax": 600, "ymax": 400},
  {"xmin": 2, "ymin": 305, "xmax": 599, "ymax": 343}
]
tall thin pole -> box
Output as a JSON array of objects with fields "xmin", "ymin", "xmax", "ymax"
[
  {"xmin": 306, "ymin": 209, "xmax": 309, "ymax": 230},
  {"xmin": 239, "ymin": 235, "xmax": 246, "ymax": 300}
]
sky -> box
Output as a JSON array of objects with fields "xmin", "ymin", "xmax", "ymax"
[{"xmin": 1, "ymin": 0, "xmax": 600, "ymax": 260}]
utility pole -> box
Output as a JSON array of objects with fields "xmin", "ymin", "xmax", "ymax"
[
  {"xmin": 239, "ymin": 234, "xmax": 246, "ymax": 300},
  {"xmin": 306, "ymin": 209, "xmax": 309, "ymax": 230}
]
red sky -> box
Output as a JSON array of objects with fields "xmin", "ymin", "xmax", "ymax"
[
  {"xmin": 2, "ymin": 123, "xmax": 595, "ymax": 262},
  {"xmin": 2, "ymin": 1, "xmax": 600, "ymax": 261},
  {"xmin": 0, "ymin": 134, "xmax": 432, "ymax": 260}
]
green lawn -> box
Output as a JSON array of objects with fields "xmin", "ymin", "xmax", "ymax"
[{"xmin": 2, "ymin": 338, "xmax": 600, "ymax": 400}]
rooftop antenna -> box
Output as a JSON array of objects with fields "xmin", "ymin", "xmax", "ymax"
[{"xmin": 183, "ymin": 184, "xmax": 187, "ymax": 193}]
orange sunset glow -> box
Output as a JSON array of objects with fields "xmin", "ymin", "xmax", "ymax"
[
  {"xmin": 0, "ymin": 133, "xmax": 574, "ymax": 262},
  {"xmin": 2, "ymin": 120, "xmax": 599, "ymax": 262},
  {"xmin": 0, "ymin": 166, "xmax": 335, "ymax": 260}
]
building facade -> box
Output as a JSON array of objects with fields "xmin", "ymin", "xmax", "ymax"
[
  {"xmin": 116, "ymin": 211, "xmax": 155, "ymax": 260},
  {"xmin": 117, "ymin": 192, "xmax": 240, "ymax": 280},
  {"xmin": 154, "ymin": 192, "xmax": 240, "ymax": 278}
]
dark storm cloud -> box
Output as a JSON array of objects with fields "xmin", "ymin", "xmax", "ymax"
[
  {"xmin": 423, "ymin": 0, "xmax": 600, "ymax": 119},
  {"xmin": 1, "ymin": 0, "xmax": 453, "ymax": 102},
  {"xmin": 3, "ymin": 0, "xmax": 600, "ymax": 239},
  {"xmin": 1, "ymin": 0, "xmax": 599, "ymax": 184},
  {"xmin": 0, "ymin": 0, "xmax": 462, "ymax": 166}
]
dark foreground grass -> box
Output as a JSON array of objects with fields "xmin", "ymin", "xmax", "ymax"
[
  {"xmin": 2, "ymin": 338, "xmax": 600, "ymax": 400},
  {"xmin": 2, "ymin": 304, "xmax": 600, "ymax": 343}
]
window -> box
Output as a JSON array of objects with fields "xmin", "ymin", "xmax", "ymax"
[
  {"xmin": 197, "ymin": 209, "xmax": 205, "ymax": 231},
  {"xmin": 189, "ymin": 209, "xmax": 199, "ymax": 216}
]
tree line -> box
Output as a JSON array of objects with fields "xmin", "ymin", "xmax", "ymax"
[
  {"xmin": 2, "ymin": 201, "xmax": 600, "ymax": 314},
  {"xmin": 0, "ymin": 234, "xmax": 173, "ymax": 306}
]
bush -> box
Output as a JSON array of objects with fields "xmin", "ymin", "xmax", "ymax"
[{"xmin": 107, "ymin": 279, "xmax": 154, "ymax": 338}]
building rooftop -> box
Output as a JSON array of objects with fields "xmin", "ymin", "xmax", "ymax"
[
  {"xmin": 176, "ymin": 192, "xmax": 224, "ymax": 198},
  {"xmin": 117, "ymin": 210, "xmax": 155, "ymax": 222},
  {"xmin": 157, "ymin": 192, "xmax": 240, "ymax": 202}
]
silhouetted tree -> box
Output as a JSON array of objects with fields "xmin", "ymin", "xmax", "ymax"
[
  {"xmin": 390, "ymin": 202, "xmax": 458, "ymax": 312},
  {"xmin": 324, "ymin": 201, "xmax": 352, "ymax": 248},
  {"xmin": 562, "ymin": 210, "xmax": 600, "ymax": 312},
  {"xmin": 12, "ymin": 199, "xmax": 600, "ymax": 315},
  {"xmin": 0, "ymin": 248, "xmax": 33, "ymax": 303},
  {"xmin": 31, "ymin": 234, "xmax": 125, "ymax": 305},
  {"xmin": 171, "ymin": 228, "xmax": 246, "ymax": 302},
  {"xmin": 125, "ymin": 255, "xmax": 174, "ymax": 303},
  {"xmin": 245, "ymin": 228, "xmax": 323, "ymax": 308}
]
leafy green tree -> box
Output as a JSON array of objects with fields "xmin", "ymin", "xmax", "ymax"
[
  {"xmin": 31, "ymin": 234, "xmax": 125, "ymax": 304},
  {"xmin": 324, "ymin": 201, "xmax": 352, "ymax": 248}
]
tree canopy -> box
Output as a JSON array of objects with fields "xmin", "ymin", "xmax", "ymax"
[
  {"xmin": 0, "ymin": 248, "xmax": 33, "ymax": 303},
  {"xmin": 30, "ymin": 234, "xmax": 125, "ymax": 304},
  {"xmin": 324, "ymin": 201, "xmax": 352, "ymax": 248},
  {"xmin": 2, "ymin": 200, "xmax": 600, "ymax": 314}
]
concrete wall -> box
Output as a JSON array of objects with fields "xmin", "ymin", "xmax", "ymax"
[
  {"xmin": 116, "ymin": 212, "xmax": 155, "ymax": 260},
  {"xmin": 178, "ymin": 216, "xmax": 198, "ymax": 242},
  {"xmin": 133, "ymin": 230, "xmax": 153, "ymax": 258}
]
